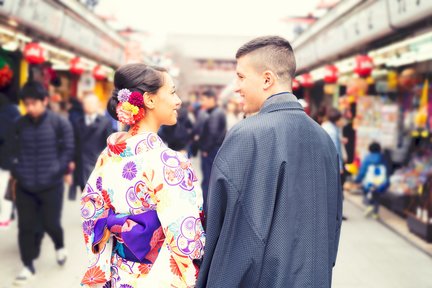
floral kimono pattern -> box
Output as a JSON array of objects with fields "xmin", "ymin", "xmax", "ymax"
[{"xmin": 80, "ymin": 132, "xmax": 205, "ymax": 287}]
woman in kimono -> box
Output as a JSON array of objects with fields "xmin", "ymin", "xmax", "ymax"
[{"xmin": 80, "ymin": 64, "xmax": 205, "ymax": 287}]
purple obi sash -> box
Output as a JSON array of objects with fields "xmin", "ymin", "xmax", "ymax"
[{"xmin": 92, "ymin": 209, "xmax": 163, "ymax": 264}]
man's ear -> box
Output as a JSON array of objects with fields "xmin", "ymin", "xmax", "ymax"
[
  {"xmin": 143, "ymin": 92, "xmax": 156, "ymax": 109},
  {"xmin": 263, "ymin": 70, "xmax": 276, "ymax": 90}
]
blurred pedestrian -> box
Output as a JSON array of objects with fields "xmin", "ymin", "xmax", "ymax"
[
  {"xmin": 69, "ymin": 94, "xmax": 113, "ymax": 200},
  {"xmin": 322, "ymin": 107, "xmax": 349, "ymax": 221},
  {"xmin": 197, "ymin": 36, "xmax": 342, "ymax": 288},
  {"xmin": 80, "ymin": 64, "xmax": 204, "ymax": 287},
  {"xmin": 225, "ymin": 99, "xmax": 241, "ymax": 130},
  {"xmin": 354, "ymin": 142, "xmax": 390, "ymax": 219},
  {"xmin": 158, "ymin": 102, "xmax": 193, "ymax": 154},
  {"xmin": 198, "ymin": 89, "xmax": 226, "ymax": 212},
  {"xmin": 4, "ymin": 81, "xmax": 74, "ymax": 284},
  {"xmin": 0, "ymin": 93, "xmax": 20, "ymax": 229}
]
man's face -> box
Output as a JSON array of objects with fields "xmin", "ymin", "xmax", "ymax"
[
  {"xmin": 234, "ymin": 55, "xmax": 265, "ymax": 114},
  {"xmin": 83, "ymin": 95, "xmax": 100, "ymax": 115},
  {"xmin": 23, "ymin": 98, "xmax": 48, "ymax": 119}
]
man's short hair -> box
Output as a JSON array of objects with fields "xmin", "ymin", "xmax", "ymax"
[
  {"xmin": 236, "ymin": 36, "xmax": 296, "ymax": 83},
  {"xmin": 19, "ymin": 81, "xmax": 48, "ymax": 101},
  {"xmin": 201, "ymin": 89, "xmax": 217, "ymax": 99}
]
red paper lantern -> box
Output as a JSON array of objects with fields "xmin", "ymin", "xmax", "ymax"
[
  {"xmin": 70, "ymin": 57, "xmax": 86, "ymax": 75},
  {"xmin": 354, "ymin": 55, "xmax": 373, "ymax": 78},
  {"xmin": 292, "ymin": 78, "xmax": 300, "ymax": 91},
  {"xmin": 324, "ymin": 65, "xmax": 338, "ymax": 84},
  {"xmin": 23, "ymin": 42, "xmax": 45, "ymax": 64},
  {"xmin": 300, "ymin": 73, "xmax": 314, "ymax": 88},
  {"xmin": 93, "ymin": 65, "xmax": 106, "ymax": 81}
]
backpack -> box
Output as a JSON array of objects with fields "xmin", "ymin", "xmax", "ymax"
[{"xmin": 363, "ymin": 164, "xmax": 387, "ymax": 188}]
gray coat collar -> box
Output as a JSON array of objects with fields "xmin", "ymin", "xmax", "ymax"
[{"xmin": 259, "ymin": 92, "xmax": 303, "ymax": 114}]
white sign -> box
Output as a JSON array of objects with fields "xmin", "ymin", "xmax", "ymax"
[
  {"xmin": 15, "ymin": 0, "xmax": 64, "ymax": 38},
  {"xmin": 388, "ymin": 0, "xmax": 432, "ymax": 28},
  {"xmin": 60, "ymin": 15, "xmax": 96, "ymax": 56},
  {"xmin": 0, "ymin": 0, "xmax": 16, "ymax": 16}
]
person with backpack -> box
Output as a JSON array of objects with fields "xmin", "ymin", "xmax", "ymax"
[
  {"xmin": 355, "ymin": 142, "xmax": 390, "ymax": 219},
  {"xmin": 4, "ymin": 81, "xmax": 74, "ymax": 284}
]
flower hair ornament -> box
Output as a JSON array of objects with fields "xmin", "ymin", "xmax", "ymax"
[{"xmin": 116, "ymin": 88, "xmax": 145, "ymax": 126}]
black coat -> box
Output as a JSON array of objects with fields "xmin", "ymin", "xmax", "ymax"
[
  {"xmin": 8, "ymin": 110, "xmax": 74, "ymax": 192},
  {"xmin": 72, "ymin": 114, "xmax": 113, "ymax": 188},
  {"xmin": 198, "ymin": 106, "xmax": 227, "ymax": 153},
  {"xmin": 197, "ymin": 93, "xmax": 343, "ymax": 288}
]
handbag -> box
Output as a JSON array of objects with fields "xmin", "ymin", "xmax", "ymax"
[{"xmin": 4, "ymin": 178, "xmax": 16, "ymax": 202}]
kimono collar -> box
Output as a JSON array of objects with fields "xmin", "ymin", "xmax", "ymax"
[
  {"xmin": 259, "ymin": 92, "xmax": 303, "ymax": 114},
  {"xmin": 106, "ymin": 131, "xmax": 166, "ymax": 157}
]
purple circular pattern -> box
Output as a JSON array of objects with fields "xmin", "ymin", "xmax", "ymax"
[
  {"xmin": 160, "ymin": 149, "xmax": 181, "ymax": 168},
  {"xmin": 134, "ymin": 139, "xmax": 149, "ymax": 154},
  {"xmin": 179, "ymin": 168, "xmax": 194, "ymax": 191},
  {"xmin": 96, "ymin": 177, "xmax": 103, "ymax": 191},
  {"xmin": 122, "ymin": 161, "xmax": 137, "ymax": 180},
  {"xmin": 125, "ymin": 186, "xmax": 141, "ymax": 209},
  {"xmin": 163, "ymin": 166, "xmax": 184, "ymax": 186},
  {"xmin": 80, "ymin": 201, "xmax": 96, "ymax": 219},
  {"xmin": 146, "ymin": 133, "xmax": 163, "ymax": 149}
]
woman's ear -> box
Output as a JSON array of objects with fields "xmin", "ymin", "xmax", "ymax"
[{"xmin": 143, "ymin": 92, "xmax": 156, "ymax": 110}]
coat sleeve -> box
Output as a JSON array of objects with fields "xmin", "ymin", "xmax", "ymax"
[
  {"xmin": 153, "ymin": 150, "xmax": 205, "ymax": 287},
  {"xmin": 333, "ymin": 155, "xmax": 343, "ymax": 267},
  {"xmin": 80, "ymin": 152, "xmax": 113, "ymax": 287}
]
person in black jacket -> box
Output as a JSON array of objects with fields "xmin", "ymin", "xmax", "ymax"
[
  {"xmin": 6, "ymin": 81, "xmax": 74, "ymax": 284},
  {"xmin": 69, "ymin": 94, "xmax": 113, "ymax": 199},
  {"xmin": 198, "ymin": 89, "xmax": 226, "ymax": 212}
]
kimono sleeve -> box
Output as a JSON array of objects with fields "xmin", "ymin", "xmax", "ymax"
[
  {"xmin": 153, "ymin": 150, "xmax": 205, "ymax": 287},
  {"xmin": 80, "ymin": 151, "xmax": 113, "ymax": 287}
]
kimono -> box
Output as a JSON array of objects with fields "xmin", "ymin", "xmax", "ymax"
[
  {"xmin": 197, "ymin": 92, "xmax": 343, "ymax": 288},
  {"xmin": 80, "ymin": 131, "xmax": 205, "ymax": 288}
]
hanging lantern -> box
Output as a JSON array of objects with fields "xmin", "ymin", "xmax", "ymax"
[
  {"xmin": 92, "ymin": 65, "xmax": 106, "ymax": 81},
  {"xmin": 354, "ymin": 55, "xmax": 373, "ymax": 78},
  {"xmin": 23, "ymin": 42, "xmax": 45, "ymax": 64},
  {"xmin": 292, "ymin": 78, "xmax": 300, "ymax": 91},
  {"xmin": 324, "ymin": 65, "xmax": 338, "ymax": 84},
  {"xmin": 300, "ymin": 73, "xmax": 314, "ymax": 88},
  {"xmin": 70, "ymin": 57, "xmax": 86, "ymax": 75}
]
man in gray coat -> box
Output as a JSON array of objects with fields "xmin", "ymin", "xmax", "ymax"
[{"xmin": 197, "ymin": 36, "xmax": 343, "ymax": 288}]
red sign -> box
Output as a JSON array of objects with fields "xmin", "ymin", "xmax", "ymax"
[
  {"xmin": 354, "ymin": 55, "xmax": 373, "ymax": 78},
  {"xmin": 23, "ymin": 42, "xmax": 45, "ymax": 64},
  {"xmin": 300, "ymin": 73, "xmax": 314, "ymax": 88},
  {"xmin": 93, "ymin": 65, "xmax": 106, "ymax": 81},
  {"xmin": 292, "ymin": 78, "xmax": 300, "ymax": 91},
  {"xmin": 324, "ymin": 65, "xmax": 338, "ymax": 84},
  {"xmin": 70, "ymin": 57, "xmax": 86, "ymax": 75}
]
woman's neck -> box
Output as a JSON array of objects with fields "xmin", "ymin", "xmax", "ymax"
[{"xmin": 128, "ymin": 118, "xmax": 159, "ymax": 136}]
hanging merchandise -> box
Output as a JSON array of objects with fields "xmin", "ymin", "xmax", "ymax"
[
  {"xmin": 0, "ymin": 56, "xmax": 13, "ymax": 89},
  {"xmin": 93, "ymin": 65, "xmax": 106, "ymax": 81},
  {"xmin": 354, "ymin": 55, "xmax": 374, "ymax": 78},
  {"xmin": 23, "ymin": 42, "xmax": 45, "ymax": 64},
  {"xmin": 70, "ymin": 57, "xmax": 86, "ymax": 75},
  {"xmin": 324, "ymin": 65, "xmax": 338, "ymax": 84},
  {"xmin": 398, "ymin": 68, "xmax": 418, "ymax": 91},
  {"xmin": 300, "ymin": 73, "xmax": 313, "ymax": 88}
]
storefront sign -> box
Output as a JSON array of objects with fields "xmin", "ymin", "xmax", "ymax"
[
  {"xmin": 14, "ymin": 0, "xmax": 64, "ymax": 38},
  {"xmin": 388, "ymin": 0, "xmax": 432, "ymax": 29}
]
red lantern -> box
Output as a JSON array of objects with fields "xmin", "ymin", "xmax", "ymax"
[
  {"xmin": 70, "ymin": 57, "xmax": 86, "ymax": 75},
  {"xmin": 354, "ymin": 55, "xmax": 373, "ymax": 78},
  {"xmin": 93, "ymin": 65, "xmax": 106, "ymax": 81},
  {"xmin": 324, "ymin": 65, "xmax": 338, "ymax": 84},
  {"xmin": 300, "ymin": 73, "xmax": 314, "ymax": 88},
  {"xmin": 23, "ymin": 42, "xmax": 45, "ymax": 64},
  {"xmin": 292, "ymin": 78, "xmax": 300, "ymax": 91}
]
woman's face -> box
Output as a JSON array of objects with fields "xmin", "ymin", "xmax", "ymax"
[{"xmin": 153, "ymin": 72, "xmax": 182, "ymax": 126}]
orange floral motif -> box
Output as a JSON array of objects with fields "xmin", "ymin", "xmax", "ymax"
[
  {"xmin": 81, "ymin": 266, "xmax": 107, "ymax": 285},
  {"xmin": 83, "ymin": 233, "xmax": 89, "ymax": 244},
  {"xmin": 138, "ymin": 263, "xmax": 152, "ymax": 275}
]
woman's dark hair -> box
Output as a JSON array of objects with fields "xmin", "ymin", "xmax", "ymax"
[
  {"xmin": 107, "ymin": 63, "xmax": 167, "ymax": 120},
  {"xmin": 327, "ymin": 107, "xmax": 342, "ymax": 123}
]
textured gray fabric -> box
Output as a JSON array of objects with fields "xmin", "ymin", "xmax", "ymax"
[{"xmin": 197, "ymin": 92, "xmax": 343, "ymax": 288}]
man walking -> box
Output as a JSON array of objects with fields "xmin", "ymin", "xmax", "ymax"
[
  {"xmin": 197, "ymin": 36, "xmax": 343, "ymax": 288},
  {"xmin": 7, "ymin": 81, "xmax": 74, "ymax": 284}
]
